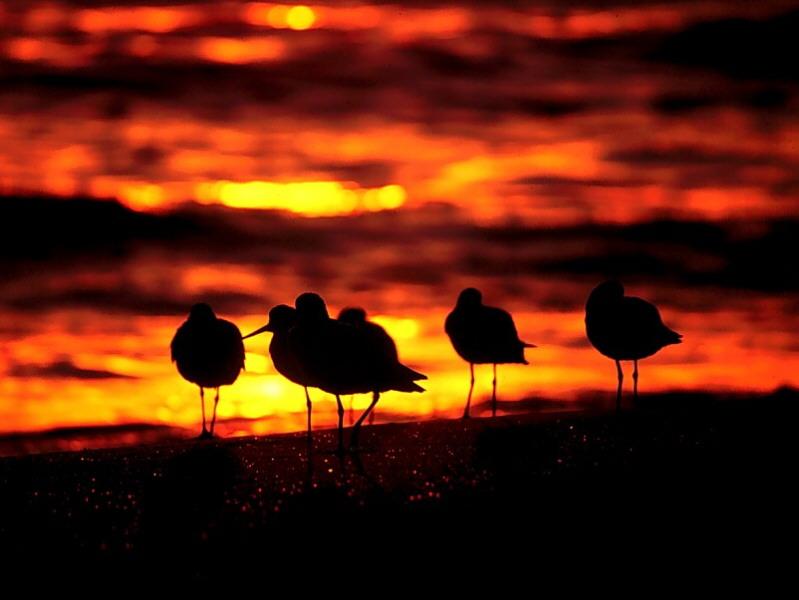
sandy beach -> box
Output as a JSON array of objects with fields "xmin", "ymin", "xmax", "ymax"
[{"xmin": 2, "ymin": 389, "xmax": 797, "ymax": 582}]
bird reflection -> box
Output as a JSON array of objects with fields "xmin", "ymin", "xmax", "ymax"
[
  {"xmin": 585, "ymin": 280, "xmax": 683, "ymax": 411},
  {"xmin": 445, "ymin": 288, "xmax": 535, "ymax": 418},
  {"xmin": 171, "ymin": 303, "xmax": 245, "ymax": 438}
]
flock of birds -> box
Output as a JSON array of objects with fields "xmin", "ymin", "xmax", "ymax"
[{"xmin": 171, "ymin": 281, "xmax": 682, "ymax": 451}]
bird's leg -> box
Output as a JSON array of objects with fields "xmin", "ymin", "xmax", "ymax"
[
  {"xmin": 209, "ymin": 388, "xmax": 220, "ymax": 436},
  {"xmin": 492, "ymin": 363, "xmax": 497, "ymax": 418},
  {"xmin": 304, "ymin": 388, "xmax": 314, "ymax": 485},
  {"xmin": 301, "ymin": 386, "xmax": 312, "ymax": 443},
  {"xmin": 335, "ymin": 395, "xmax": 345, "ymax": 455},
  {"xmin": 351, "ymin": 391, "xmax": 379, "ymax": 450},
  {"xmin": 615, "ymin": 360, "xmax": 623, "ymax": 413},
  {"xmin": 633, "ymin": 360, "xmax": 639, "ymax": 404},
  {"xmin": 463, "ymin": 363, "xmax": 475, "ymax": 419},
  {"xmin": 303, "ymin": 386, "xmax": 313, "ymax": 451},
  {"xmin": 198, "ymin": 387, "xmax": 209, "ymax": 438}
]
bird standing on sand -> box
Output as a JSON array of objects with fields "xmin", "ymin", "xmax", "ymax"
[
  {"xmin": 290, "ymin": 293, "xmax": 425, "ymax": 452},
  {"xmin": 585, "ymin": 280, "xmax": 682, "ymax": 412},
  {"xmin": 338, "ymin": 306, "xmax": 427, "ymax": 448},
  {"xmin": 243, "ymin": 305, "xmax": 317, "ymax": 445},
  {"xmin": 445, "ymin": 288, "xmax": 535, "ymax": 419},
  {"xmin": 171, "ymin": 303, "xmax": 245, "ymax": 438}
]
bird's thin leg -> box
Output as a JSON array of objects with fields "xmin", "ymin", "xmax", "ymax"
[
  {"xmin": 335, "ymin": 395, "xmax": 345, "ymax": 454},
  {"xmin": 463, "ymin": 363, "xmax": 475, "ymax": 419},
  {"xmin": 304, "ymin": 386, "xmax": 313, "ymax": 450},
  {"xmin": 209, "ymin": 388, "xmax": 220, "ymax": 436},
  {"xmin": 633, "ymin": 360, "xmax": 639, "ymax": 404},
  {"xmin": 351, "ymin": 391, "xmax": 379, "ymax": 450},
  {"xmin": 199, "ymin": 386, "xmax": 208, "ymax": 437},
  {"xmin": 492, "ymin": 363, "xmax": 497, "ymax": 418},
  {"xmin": 615, "ymin": 360, "xmax": 623, "ymax": 413}
]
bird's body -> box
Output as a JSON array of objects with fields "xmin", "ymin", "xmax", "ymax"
[
  {"xmin": 338, "ymin": 307, "xmax": 426, "ymax": 394},
  {"xmin": 260, "ymin": 305, "xmax": 307, "ymax": 387},
  {"xmin": 171, "ymin": 303, "xmax": 245, "ymax": 438},
  {"xmin": 247, "ymin": 295, "xmax": 426, "ymax": 452},
  {"xmin": 269, "ymin": 330, "xmax": 307, "ymax": 387},
  {"xmin": 586, "ymin": 296, "xmax": 682, "ymax": 362},
  {"xmin": 243, "ymin": 304, "xmax": 317, "ymax": 446},
  {"xmin": 445, "ymin": 288, "xmax": 534, "ymax": 418},
  {"xmin": 289, "ymin": 301, "xmax": 365, "ymax": 396},
  {"xmin": 286, "ymin": 293, "xmax": 425, "ymax": 451},
  {"xmin": 585, "ymin": 281, "xmax": 682, "ymax": 410},
  {"xmin": 445, "ymin": 304, "xmax": 530, "ymax": 365}
]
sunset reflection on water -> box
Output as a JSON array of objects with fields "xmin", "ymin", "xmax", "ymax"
[{"xmin": 1, "ymin": 1, "xmax": 798, "ymax": 450}]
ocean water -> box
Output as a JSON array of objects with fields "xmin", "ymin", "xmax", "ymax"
[{"xmin": 0, "ymin": 1, "xmax": 797, "ymax": 446}]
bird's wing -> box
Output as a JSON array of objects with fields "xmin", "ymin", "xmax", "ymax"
[
  {"xmin": 483, "ymin": 305, "xmax": 523, "ymax": 344},
  {"xmin": 366, "ymin": 322, "xmax": 399, "ymax": 362},
  {"xmin": 293, "ymin": 320, "xmax": 365, "ymax": 389},
  {"xmin": 218, "ymin": 319, "xmax": 246, "ymax": 369},
  {"xmin": 623, "ymin": 296, "xmax": 664, "ymax": 327},
  {"xmin": 170, "ymin": 321, "xmax": 190, "ymax": 363},
  {"xmin": 623, "ymin": 296, "xmax": 682, "ymax": 344}
]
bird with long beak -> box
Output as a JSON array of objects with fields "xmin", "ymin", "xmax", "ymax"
[
  {"xmin": 289, "ymin": 292, "xmax": 425, "ymax": 453},
  {"xmin": 243, "ymin": 305, "xmax": 318, "ymax": 445},
  {"xmin": 286, "ymin": 293, "xmax": 360, "ymax": 453}
]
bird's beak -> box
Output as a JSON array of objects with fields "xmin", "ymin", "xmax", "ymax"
[{"xmin": 243, "ymin": 323, "xmax": 273, "ymax": 339}]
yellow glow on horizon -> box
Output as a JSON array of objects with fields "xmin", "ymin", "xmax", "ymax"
[
  {"xmin": 195, "ymin": 180, "xmax": 407, "ymax": 216},
  {"xmin": 371, "ymin": 316, "xmax": 421, "ymax": 340},
  {"xmin": 286, "ymin": 6, "xmax": 316, "ymax": 30},
  {"xmin": 267, "ymin": 5, "xmax": 289, "ymax": 28},
  {"xmin": 244, "ymin": 353, "xmax": 270, "ymax": 374},
  {"xmin": 120, "ymin": 183, "xmax": 164, "ymax": 209},
  {"xmin": 3, "ymin": 303, "xmax": 799, "ymax": 439},
  {"xmin": 243, "ymin": 4, "xmax": 318, "ymax": 30}
]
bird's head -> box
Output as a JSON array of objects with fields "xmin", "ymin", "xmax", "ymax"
[
  {"xmin": 243, "ymin": 304, "xmax": 296, "ymax": 339},
  {"xmin": 338, "ymin": 307, "xmax": 367, "ymax": 324},
  {"xmin": 456, "ymin": 287, "xmax": 482, "ymax": 309},
  {"xmin": 586, "ymin": 280, "xmax": 624, "ymax": 311},
  {"xmin": 295, "ymin": 292, "xmax": 329, "ymax": 320},
  {"xmin": 188, "ymin": 303, "xmax": 216, "ymax": 322}
]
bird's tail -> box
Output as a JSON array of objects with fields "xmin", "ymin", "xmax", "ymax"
[
  {"xmin": 392, "ymin": 380, "xmax": 426, "ymax": 393},
  {"xmin": 397, "ymin": 363, "xmax": 427, "ymax": 381},
  {"xmin": 662, "ymin": 328, "xmax": 683, "ymax": 346}
]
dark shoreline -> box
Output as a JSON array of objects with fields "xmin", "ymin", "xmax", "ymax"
[{"xmin": 1, "ymin": 389, "xmax": 797, "ymax": 581}]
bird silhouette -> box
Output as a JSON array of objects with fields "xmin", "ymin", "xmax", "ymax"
[
  {"xmin": 337, "ymin": 306, "xmax": 426, "ymax": 448},
  {"xmin": 170, "ymin": 303, "xmax": 245, "ymax": 438},
  {"xmin": 445, "ymin": 288, "xmax": 535, "ymax": 418},
  {"xmin": 585, "ymin": 280, "xmax": 683, "ymax": 411},
  {"xmin": 243, "ymin": 305, "xmax": 317, "ymax": 446},
  {"xmin": 289, "ymin": 293, "xmax": 424, "ymax": 452}
]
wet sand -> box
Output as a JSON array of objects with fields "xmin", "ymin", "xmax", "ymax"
[{"xmin": 1, "ymin": 390, "xmax": 797, "ymax": 583}]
